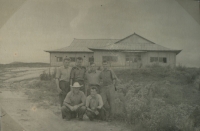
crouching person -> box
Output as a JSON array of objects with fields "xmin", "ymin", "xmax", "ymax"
[
  {"xmin": 86, "ymin": 86, "xmax": 106, "ymax": 121},
  {"xmin": 61, "ymin": 82, "xmax": 86, "ymax": 121}
]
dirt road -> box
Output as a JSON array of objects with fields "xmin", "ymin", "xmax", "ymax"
[{"xmin": 0, "ymin": 67, "xmax": 128, "ymax": 131}]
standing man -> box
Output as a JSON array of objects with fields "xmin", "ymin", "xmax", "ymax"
[
  {"xmin": 85, "ymin": 86, "xmax": 105, "ymax": 121},
  {"xmin": 85, "ymin": 63, "xmax": 101, "ymax": 96},
  {"xmin": 70, "ymin": 57, "xmax": 86, "ymax": 93},
  {"xmin": 61, "ymin": 82, "xmax": 86, "ymax": 121},
  {"xmin": 99, "ymin": 60, "xmax": 117, "ymax": 120},
  {"xmin": 55, "ymin": 57, "xmax": 72, "ymax": 107}
]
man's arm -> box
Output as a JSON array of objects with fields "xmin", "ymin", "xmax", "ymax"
[
  {"xmin": 70, "ymin": 67, "xmax": 75, "ymax": 89},
  {"xmin": 85, "ymin": 97, "xmax": 95, "ymax": 112},
  {"xmin": 99, "ymin": 71, "xmax": 103, "ymax": 85},
  {"xmin": 97, "ymin": 95, "xmax": 103, "ymax": 109},
  {"xmin": 85, "ymin": 96, "xmax": 90, "ymax": 108},
  {"xmin": 63, "ymin": 94, "xmax": 73, "ymax": 111},
  {"xmin": 55, "ymin": 68, "xmax": 62, "ymax": 93},
  {"xmin": 78, "ymin": 92, "xmax": 86, "ymax": 107},
  {"xmin": 110, "ymin": 69, "xmax": 116, "ymax": 84}
]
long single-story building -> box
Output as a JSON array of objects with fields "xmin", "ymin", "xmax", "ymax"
[{"xmin": 45, "ymin": 33, "xmax": 182, "ymax": 68}]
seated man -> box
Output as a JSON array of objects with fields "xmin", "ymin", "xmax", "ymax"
[
  {"xmin": 61, "ymin": 82, "xmax": 86, "ymax": 121},
  {"xmin": 85, "ymin": 86, "xmax": 106, "ymax": 121}
]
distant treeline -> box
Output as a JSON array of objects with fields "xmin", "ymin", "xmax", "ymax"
[{"xmin": 0, "ymin": 62, "xmax": 50, "ymax": 68}]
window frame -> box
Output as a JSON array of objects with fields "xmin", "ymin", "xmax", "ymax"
[
  {"xmin": 150, "ymin": 57, "xmax": 167, "ymax": 63},
  {"xmin": 56, "ymin": 57, "xmax": 63, "ymax": 62},
  {"xmin": 102, "ymin": 56, "xmax": 118, "ymax": 62}
]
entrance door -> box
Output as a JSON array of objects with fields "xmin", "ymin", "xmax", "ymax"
[{"xmin": 125, "ymin": 54, "xmax": 142, "ymax": 68}]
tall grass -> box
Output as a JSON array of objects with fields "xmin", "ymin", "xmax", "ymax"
[{"xmin": 114, "ymin": 65, "xmax": 200, "ymax": 131}]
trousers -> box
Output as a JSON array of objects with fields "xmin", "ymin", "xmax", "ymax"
[
  {"xmin": 86, "ymin": 108, "xmax": 106, "ymax": 121},
  {"xmin": 100, "ymin": 84, "xmax": 116, "ymax": 118},
  {"xmin": 61, "ymin": 106, "xmax": 86, "ymax": 120},
  {"xmin": 59, "ymin": 81, "xmax": 70, "ymax": 107}
]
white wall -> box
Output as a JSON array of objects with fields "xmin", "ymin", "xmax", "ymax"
[
  {"xmin": 93, "ymin": 51, "xmax": 125, "ymax": 66},
  {"xmin": 49, "ymin": 51, "xmax": 177, "ymax": 68},
  {"xmin": 50, "ymin": 52, "xmax": 93, "ymax": 67},
  {"xmin": 142, "ymin": 52, "xmax": 176, "ymax": 67}
]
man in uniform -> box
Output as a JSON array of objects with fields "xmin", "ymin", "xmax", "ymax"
[
  {"xmin": 70, "ymin": 57, "xmax": 86, "ymax": 93},
  {"xmin": 85, "ymin": 86, "xmax": 105, "ymax": 121},
  {"xmin": 99, "ymin": 60, "xmax": 117, "ymax": 120},
  {"xmin": 85, "ymin": 63, "xmax": 101, "ymax": 96},
  {"xmin": 55, "ymin": 57, "xmax": 72, "ymax": 107},
  {"xmin": 61, "ymin": 82, "xmax": 86, "ymax": 121}
]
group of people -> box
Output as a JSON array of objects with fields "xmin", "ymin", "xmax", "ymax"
[{"xmin": 55, "ymin": 57, "xmax": 117, "ymax": 121}]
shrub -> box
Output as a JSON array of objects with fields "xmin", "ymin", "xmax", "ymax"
[
  {"xmin": 176, "ymin": 64, "xmax": 187, "ymax": 72},
  {"xmin": 114, "ymin": 76, "xmax": 200, "ymax": 131},
  {"xmin": 40, "ymin": 71, "xmax": 52, "ymax": 81}
]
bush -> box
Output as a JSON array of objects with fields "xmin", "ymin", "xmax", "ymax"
[
  {"xmin": 113, "ymin": 66, "xmax": 200, "ymax": 131},
  {"xmin": 40, "ymin": 71, "xmax": 52, "ymax": 81}
]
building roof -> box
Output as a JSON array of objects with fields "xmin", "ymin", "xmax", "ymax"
[
  {"xmin": 89, "ymin": 33, "xmax": 182, "ymax": 54},
  {"xmin": 45, "ymin": 33, "xmax": 182, "ymax": 54},
  {"xmin": 69, "ymin": 39, "xmax": 120, "ymax": 48},
  {"xmin": 90, "ymin": 44, "xmax": 181, "ymax": 54},
  {"xmin": 45, "ymin": 46, "xmax": 93, "ymax": 53}
]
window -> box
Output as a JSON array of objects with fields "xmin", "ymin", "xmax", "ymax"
[
  {"xmin": 150, "ymin": 57, "xmax": 167, "ymax": 63},
  {"xmin": 163, "ymin": 58, "xmax": 167, "ymax": 63},
  {"xmin": 102, "ymin": 56, "xmax": 118, "ymax": 62},
  {"xmin": 89, "ymin": 57, "xmax": 94, "ymax": 62},
  {"xmin": 150, "ymin": 57, "xmax": 158, "ymax": 62},
  {"xmin": 70, "ymin": 57, "xmax": 76, "ymax": 62},
  {"xmin": 159, "ymin": 57, "xmax": 167, "ymax": 63},
  {"xmin": 56, "ymin": 57, "xmax": 63, "ymax": 62},
  {"xmin": 126, "ymin": 55, "xmax": 141, "ymax": 62}
]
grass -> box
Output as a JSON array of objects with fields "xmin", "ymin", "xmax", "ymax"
[
  {"xmin": 0, "ymin": 62, "xmax": 50, "ymax": 68},
  {"xmin": 9, "ymin": 65, "xmax": 200, "ymax": 131},
  {"xmin": 114, "ymin": 65, "xmax": 200, "ymax": 131}
]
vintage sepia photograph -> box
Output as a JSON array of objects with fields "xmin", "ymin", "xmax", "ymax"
[{"xmin": 0, "ymin": 0, "xmax": 200, "ymax": 131}]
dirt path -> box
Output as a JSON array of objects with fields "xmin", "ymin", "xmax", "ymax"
[{"xmin": 0, "ymin": 67, "xmax": 129, "ymax": 131}]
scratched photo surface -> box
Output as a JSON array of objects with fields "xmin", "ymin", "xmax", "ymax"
[{"xmin": 0, "ymin": 0, "xmax": 200, "ymax": 131}]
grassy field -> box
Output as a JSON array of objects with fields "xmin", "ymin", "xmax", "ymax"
[
  {"xmin": 114, "ymin": 65, "xmax": 200, "ymax": 131},
  {"xmin": 0, "ymin": 62, "xmax": 50, "ymax": 68},
  {"xmin": 3, "ymin": 65, "xmax": 200, "ymax": 131}
]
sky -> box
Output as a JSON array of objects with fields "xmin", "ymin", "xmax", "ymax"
[{"xmin": 0, "ymin": 0, "xmax": 200, "ymax": 67}]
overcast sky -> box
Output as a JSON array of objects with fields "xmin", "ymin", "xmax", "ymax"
[{"xmin": 0, "ymin": 0, "xmax": 200, "ymax": 67}]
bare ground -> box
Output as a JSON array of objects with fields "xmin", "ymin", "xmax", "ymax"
[{"xmin": 0, "ymin": 67, "xmax": 129, "ymax": 131}]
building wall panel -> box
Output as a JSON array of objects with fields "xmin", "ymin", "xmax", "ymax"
[
  {"xmin": 142, "ymin": 52, "xmax": 176, "ymax": 67},
  {"xmin": 50, "ymin": 52, "xmax": 93, "ymax": 67},
  {"xmin": 94, "ymin": 51, "xmax": 125, "ymax": 66}
]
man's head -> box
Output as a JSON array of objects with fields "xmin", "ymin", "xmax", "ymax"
[
  {"xmin": 90, "ymin": 63, "xmax": 96, "ymax": 72},
  {"xmin": 76, "ymin": 57, "xmax": 83, "ymax": 67},
  {"xmin": 71, "ymin": 82, "xmax": 81, "ymax": 94},
  {"xmin": 63, "ymin": 57, "xmax": 71, "ymax": 68},
  {"xmin": 90, "ymin": 86, "xmax": 98, "ymax": 97},
  {"xmin": 102, "ymin": 60, "xmax": 109, "ymax": 70}
]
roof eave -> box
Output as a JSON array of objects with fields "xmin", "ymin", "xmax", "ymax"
[
  {"xmin": 89, "ymin": 48, "xmax": 182, "ymax": 53},
  {"xmin": 44, "ymin": 51, "xmax": 93, "ymax": 53}
]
